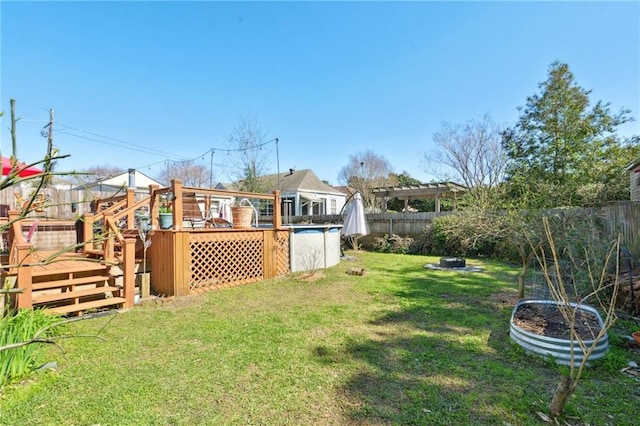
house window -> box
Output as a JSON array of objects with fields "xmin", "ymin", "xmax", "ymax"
[{"xmin": 330, "ymin": 199, "xmax": 337, "ymax": 214}]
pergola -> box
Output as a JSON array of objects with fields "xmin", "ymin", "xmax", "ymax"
[{"xmin": 371, "ymin": 182, "xmax": 467, "ymax": 212}]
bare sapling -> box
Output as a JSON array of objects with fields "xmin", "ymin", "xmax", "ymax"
[{"xmin": 533, "ymin": 218, "xmax": 621, "ymax": 418}]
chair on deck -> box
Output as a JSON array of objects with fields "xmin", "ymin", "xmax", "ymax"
[{"xmin": 183, "ymin": 194, "xmax": 232, "ymax": 229}]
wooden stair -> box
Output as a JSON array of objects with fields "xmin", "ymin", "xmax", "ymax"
[{"xmin": 30, "ymin": 256, "xmax": 125, "ymax": 316}]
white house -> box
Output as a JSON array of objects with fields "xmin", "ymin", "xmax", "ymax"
[
  {"xmin": 274, "ymin": 169, "xmax": 346, "ymax": 217},
  {"xmin": 220, "ymin": 169, "xmax": 346, "ymax": 219}
]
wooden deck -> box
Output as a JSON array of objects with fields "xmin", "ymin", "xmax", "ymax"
[
  {"xmin": 28, "ymin": 251, "xmax": 107, "ymax": 276},
  {"xmin": 8, "ymin": 250, "xmax": 126, "ymax": 316}
]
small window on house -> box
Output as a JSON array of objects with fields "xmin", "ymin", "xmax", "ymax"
[{"xmin": 330, "ymin": 199, "xmax": 337, "ymax": 214}]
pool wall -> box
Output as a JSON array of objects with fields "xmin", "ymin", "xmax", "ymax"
[{"xmin": 288, "ymin": 224, "xmax": 342, "ymax": 272}]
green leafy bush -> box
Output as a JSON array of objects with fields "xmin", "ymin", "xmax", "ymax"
[{"xmin": 0, "ymin": 309, "xmax": 62, "ymax": 388}]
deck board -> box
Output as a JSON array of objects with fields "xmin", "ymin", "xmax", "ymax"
[{"xmin": 27, "ymin": 250, "xmax": 107, "ymax": 277}]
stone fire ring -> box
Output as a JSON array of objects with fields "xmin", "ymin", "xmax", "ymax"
[{"xmin": 424, "ymin": 263, "xmax": 482, "ymax": 273}]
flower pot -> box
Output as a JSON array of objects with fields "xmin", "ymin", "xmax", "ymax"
[
  {"xmin": 159, "ymin": 213, "xmax": 173, "ymax": 230},
  {"xmin": 231, "ymin": 205, "xmax": 253, "ymax": 229},
  {"xmin": 632, "ymin": 331, "xmax": 640, "ymax": 345}
]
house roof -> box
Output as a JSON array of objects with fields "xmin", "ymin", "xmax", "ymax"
[
  {"xmin": 73, "ymin": 170, "xmax": 163, "ymax": 191},
  {"xmin": 271, "ymin": 169, "xmax": 342, "ymax": 194},
  {"xmin": 225, "ymin": 169, "xmax": 344, "ymax": 196},
  {"xmin": 333, "ymin": 185, "xmax": 358, "ymax": 198}
]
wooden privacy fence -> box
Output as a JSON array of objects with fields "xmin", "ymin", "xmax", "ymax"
[
  {"xmin": 0, "ymin": 185, "xmax": 150, "ymax": 220},
  {"xmin": 597, "ymin": 202, "xmax": 640, "ymax": 255},
  {"xmin": 291, "ymin": 205, "xmax": 640, "ymax": 252}
]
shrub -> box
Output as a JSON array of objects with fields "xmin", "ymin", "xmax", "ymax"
[{"xmin": 373, "ymin": 234, "xmax": 414, "ymax": 254}]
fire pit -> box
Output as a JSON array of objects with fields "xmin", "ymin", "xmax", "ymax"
[
  {"xmin": 424, "ymin": 257, "xmax": 481, "ymax": 272},
  {"xmin": 440, "ymin": 257, "xmax": 466, "ymax": 268}
]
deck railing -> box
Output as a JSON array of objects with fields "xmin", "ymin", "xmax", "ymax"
[{"xmin": 148, "ymin": 180, "xmax": 288, "ymax": 296}]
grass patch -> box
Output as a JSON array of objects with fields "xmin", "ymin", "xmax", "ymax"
[{"xmin": 0, "ymin": 252, "xmax": 637, "ymax": 425}]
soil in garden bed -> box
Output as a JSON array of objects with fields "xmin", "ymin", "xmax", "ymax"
[{"xmin": 512, "ymin": 303, "xmax": 602, "ymax": 340}]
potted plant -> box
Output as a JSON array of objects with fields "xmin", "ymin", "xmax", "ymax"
[{"xmin": 158, "ymin": 205, "xmax": 173, "ymax": 230}]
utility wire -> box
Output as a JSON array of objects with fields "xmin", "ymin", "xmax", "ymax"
[
  {"xmin": 137, "ymin": 138, "xmax": 280, "ymax": 168},
  {"xmin": 52, "ymin": 122, "xmax": 280, "ymax": 175},
  {"xmin": 57, "ymin": 131, "xmax": 189, "ymax": 160},
  {"xmin": 55, "ymin": 122, "xmax": 191, "ymax": 160}
]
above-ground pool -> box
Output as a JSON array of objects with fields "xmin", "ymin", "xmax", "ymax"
[{"xmin": 286, "ymin": 224, "xmax": 343, "ymax": 272}]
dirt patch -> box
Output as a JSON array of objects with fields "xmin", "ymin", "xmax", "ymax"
[
  {"xmin": 298, "ymin": 271, "xmax": 325, "ymax": 282},
  {"xmin": 512, "ymin": 303, "xmax": 602, "ymax": 340},
  {"xmin": 158, "ymin": 293, "xmax": 206, "ymax": 310}
]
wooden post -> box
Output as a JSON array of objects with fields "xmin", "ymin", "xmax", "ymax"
[
  {"xmin": 15, "ymin": 244, "xmax": 32, "ymax": 309},
  {"xmin": 263, "ymin": 229, "xmax": 275, "ymax": 279},
  {"xmin": 204, "ymin": 195, "xmax": 211, "ymax": 228},
  {"xmin": 122, "ymin": 237, "xmax": 136, "ymax": 308},
  {"xmin": 84, "ymin": 213, "xmax": 95, "ymax": 252},
  {"xmin": 273, "ymin": 190, "xmax": 282, "ymax": 229},
  {"xmin": 435, "ymin": 195, "xmax": 441, "ymax": 213},
  {"xmin": 126, "ymin": 188, "xmax": 135, "ymax": 229},
  {"xmin": 149, "ymin": 184, "xmax": 159, "ymax": 229},
  {"xmin": 103, "ymin": 212, "xmax": 115, "ymax": 263},
  {"xmin": 174, "ymin": 232, "xmax": 191, "ymax": 296},
  {"xmin": 7, "ymin": 210, "xmax": 20, "ymax": 250},
  {"xmin": 172, "ymin": 179, "xmax": 183, "ymax": 231}
]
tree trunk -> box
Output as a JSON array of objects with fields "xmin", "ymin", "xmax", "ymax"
[
  {"xmin": 518, "ymin": 254, "xmax": 528, "ymax": 299},
  {"xmin": 549, "ymin": 375, "xmax": 573, "ymax": 417}
]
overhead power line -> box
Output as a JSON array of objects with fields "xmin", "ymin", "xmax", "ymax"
[{"xmin": 55, "ymin": 122, "xmax": 191, "ymax": 161}]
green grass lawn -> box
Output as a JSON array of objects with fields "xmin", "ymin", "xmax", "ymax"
[{"xmin": 0, "ymin": 251, "xmax": 638, "ymax": 425}]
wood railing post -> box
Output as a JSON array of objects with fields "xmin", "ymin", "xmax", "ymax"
[
  {"xmin": 149, "ymin": 184, "xmax": 159, "ymax": 229},
  {"xmin": 103, "ymin": 212, "xmax": 115, "ymax": 263},
  {"xmin": 126, "ymin": 188, "xmax": 135, "ymax": 230},
  {"xmin": 172, "ymin": 179, "xmax": 183, "ymax": 231},
  {"xmin": 7, "ymin": 210, "xmax": 21, "ymax": 251},
  {"xmin": 15, "ymin": 244, "xmax": 32, "ymax": 309},
  {"xmin": 273, "ymin": 190, "xmax": 282, "ymax": 229},
  {"xmin": 122, "ymin": 237, "xmax": 136, "ymax": 308},
  {"xmin": 83, "ymin": 213, "xmax": 95, "ymax": 252}
]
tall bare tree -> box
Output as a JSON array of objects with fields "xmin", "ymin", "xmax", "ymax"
[
  {"xmin": 72, "ymin": 165, "xmax": 126, "ymax": 185},
  {"xmin": 338, "ymin": 150, "xmax": 397, "ymax": 211},
  {"xmin": 227, "ymin": 115, "xmax": 273, "ymax": 193},
  {"xmin": 158, "ymin": 161, "xmax": 210, "ymax": 188},
  {"xmin": 423, "ymin": 113, "xmax": 507, "ymax": 206}
]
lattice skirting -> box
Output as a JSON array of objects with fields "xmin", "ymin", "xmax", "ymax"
[{"xmin": 189, "ymin": 231, "xmax": 290, "ymax": 292}]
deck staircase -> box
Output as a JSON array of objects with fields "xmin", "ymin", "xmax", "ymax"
[
  {"xmin": 31, "ymin": 257, "xmax": 125, "ymax": 315},
  {"xmin": 8, "ymin": 189, "xmax": 144, "ymax": 316}
]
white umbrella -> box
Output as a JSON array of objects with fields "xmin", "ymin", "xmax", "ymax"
[{"xmin": 341, "ymin": 192, "xmax": 368, "ymax": 249}]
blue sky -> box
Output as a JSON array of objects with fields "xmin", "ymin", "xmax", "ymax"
[{"xmin": 1, "ymin": 1, "xmax": 638, "ymax": 186}]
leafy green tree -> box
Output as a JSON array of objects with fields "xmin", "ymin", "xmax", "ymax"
[{"xmin": 502, "ymin": 62, "xmax": 636, "ymax": 208}]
